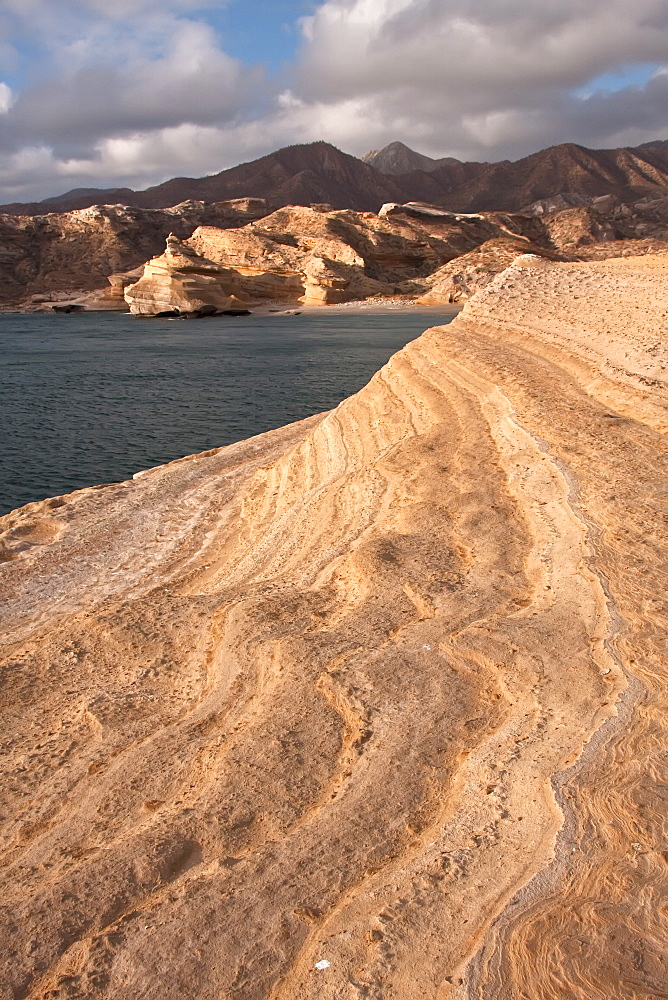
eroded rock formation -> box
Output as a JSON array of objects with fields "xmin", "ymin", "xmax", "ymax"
[
  {"xmin": 3, "ymin": 194, "xmax": 668, "ymax": 311},
  {"xmin": 124, "ymin": 236, "xmax": 242, "ymax": 316},
  {"xmin": 182, "ymin": 203, "xmax": 668, "ymax": 310},
  {"xmin": 0, "ymin": 199, "xmax": 270, "ymax": 308},
  {"xmin": 416, "ymin": 237, "xmax": 537, "ymax": 304},
  {"xmin": 1, "ymin": 253, "xmax": 667, "ymax": 999}
]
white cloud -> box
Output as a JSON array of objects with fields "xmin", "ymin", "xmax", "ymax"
[
  {"xmin": 290, "ymin": 0, "xmax": 668, "ymax": 156},
  {"xmin": 0, "ymin": 83, "xmax": 12, "ymax": 114},
  {"xmin": 6, "ymin": 17, "xmax": 261, "ymax": 149}
]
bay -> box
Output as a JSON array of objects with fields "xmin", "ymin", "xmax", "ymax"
[{"xmin": 0, "ymin": 310, "xmax": 455, "ymax": 515}]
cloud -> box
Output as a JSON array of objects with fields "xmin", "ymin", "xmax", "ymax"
[
  {"xmin": 7, "ymin": 20, "xmax": 261, "ymax": 149},
  {"xmin": 0, "ymin": 1, "xmax": 266, "ymax": 198},
  {"xmin": 0, "ymin": 83, "xmax": 12, "ymax": 113},
  {"xmin": 1, "ymin": 0, "xmax": 668, "ymax": 202},
  {"xmin": 289, "ymin": 0, "xmax": 668, "ymax": 157},
  {"xmin": 296, "ymin": 0, "xmax": 668, "ymax": 99}
]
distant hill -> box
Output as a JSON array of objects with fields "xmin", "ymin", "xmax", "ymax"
[
  {"xmin": 0, "ymin": 144, "xmax": 408, "ymax": 216},
  {"xmin": 432, "ymin": 141, "xmax": 668, "ymax": 212},
  {"xmin": 2, "ymin": 139, "xmax": 668, "ymax": 216},
  {"xmin": 38, "ymin": 186, "xmax": 138, "ymax": 209}
]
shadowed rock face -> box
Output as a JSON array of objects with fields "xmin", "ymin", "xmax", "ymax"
[
  {"xmin": 416, "ymin": 237, "xmax": 541, "ymax": 304},
  {"xmin": 1, "ymin": 255, "xmax": 668, "ymax": 999}
]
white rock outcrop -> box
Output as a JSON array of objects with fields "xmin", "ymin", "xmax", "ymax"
[{"xmin": 124, "ymin": 236, "xmax": 244, "ymax": 316}]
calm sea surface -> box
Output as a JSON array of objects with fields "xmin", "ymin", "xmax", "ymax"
[{"xmin": 0, "ymin": 310, "xmax": 454, "ymax": 515}]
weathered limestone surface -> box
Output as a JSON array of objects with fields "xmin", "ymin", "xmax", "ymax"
[
  {"xmin": 124, "ymin": 236, "xmax": 241, "ymax": 315},
  {"xmin": 416, "ymin": 237, "xmax": 536, "ymax": 304},
  {"xmin": 1, "ymin": 255, "xmax": 667, "ymax": 999}
]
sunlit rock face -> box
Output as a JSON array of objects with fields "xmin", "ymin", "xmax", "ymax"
[
  {"xmin": 1, "ymin": 253, "xmax": 668, "ymax": 1000},
  {"xmin": 4, "ymin": 191, "xmax": 668, "ymax": 311},
  {"xmin": 0, "ymin": 199, "xmax": 270, "ymax": 309},
  {"xmin": 124, "ymin": 237, "xmax": 241, "ymax": 316}
]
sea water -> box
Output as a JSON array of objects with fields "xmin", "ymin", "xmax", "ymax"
[{"xmin": 0, "ymin": 310, "xmax": 455, "ymax": 515}]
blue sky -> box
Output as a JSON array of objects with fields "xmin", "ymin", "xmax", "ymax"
[
  {"xmin": 574, "ymin": 61, "xmax": 663, "ymax": 97},
  {"xmin": 207, "ymin": 0, "xmax": 315, "ymax": 72},
  {"xmin": 0, "ymin": 0, "xmax": 667, "ymax": 201},
  {"xmin": 1, "ymin": 0, "xmax": 315, "ymax": 89}
]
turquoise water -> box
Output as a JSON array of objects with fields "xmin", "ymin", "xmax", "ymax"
[{"xmin": 0, "ymin": 310, "xmax": 454, "ymax": 515}]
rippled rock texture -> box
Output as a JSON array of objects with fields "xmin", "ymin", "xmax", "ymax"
[{"xmin": 1, "ymin": 254, "xmax": 667, "ymax": 999}]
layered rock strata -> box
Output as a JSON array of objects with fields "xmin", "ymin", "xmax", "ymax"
[
  {"xmin": 0, "ymin": 199, "xmax": 270, "ymax": 308},
  {"xmin": 124, "ymin": 237, "xmax": 241, "ymax": 316},
  {"xmin": 3, "ymin": 196, "xmax": 668, "ymax": 311},
  {"xmin": 1, "ymin": 254, "xmax": 667, "ymax": 998}
]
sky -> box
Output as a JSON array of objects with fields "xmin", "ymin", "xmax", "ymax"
[{"xmin": 1, "ymin": 0, "xmax": 668, "ymax": 202}]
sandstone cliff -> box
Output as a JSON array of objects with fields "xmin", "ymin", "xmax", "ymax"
[
  {"xmin": 1, "ymin": 254, "xmax": 667, "ymax": 999},
  {"xmin": 130, "ymin": 204, "xmax": 544, "ymax": 313},
  {"xmin": 3, "ymin": 195, "xmax": 668, "ymax": 311}
]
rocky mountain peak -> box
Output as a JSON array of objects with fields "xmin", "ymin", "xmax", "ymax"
[{"xmin": 362, "ymin": 141, "xmax": 458, "ymax": 175}]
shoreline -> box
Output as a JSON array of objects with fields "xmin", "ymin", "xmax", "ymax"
[
  {"xmin": 1, "ymin": 298, "xmax": 463, "ymax": 318},
  {"xmin": 255, "ymin": 297, "xmax": 463, "ymax": 317},
  {"xmin": 1, "ymin": 306, "xmax": 454, "ymax": 517}
]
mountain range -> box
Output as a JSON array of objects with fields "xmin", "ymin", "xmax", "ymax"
[{"xmin": 2, "ymin": 138, "xmax": 668, "ymax": 217}]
